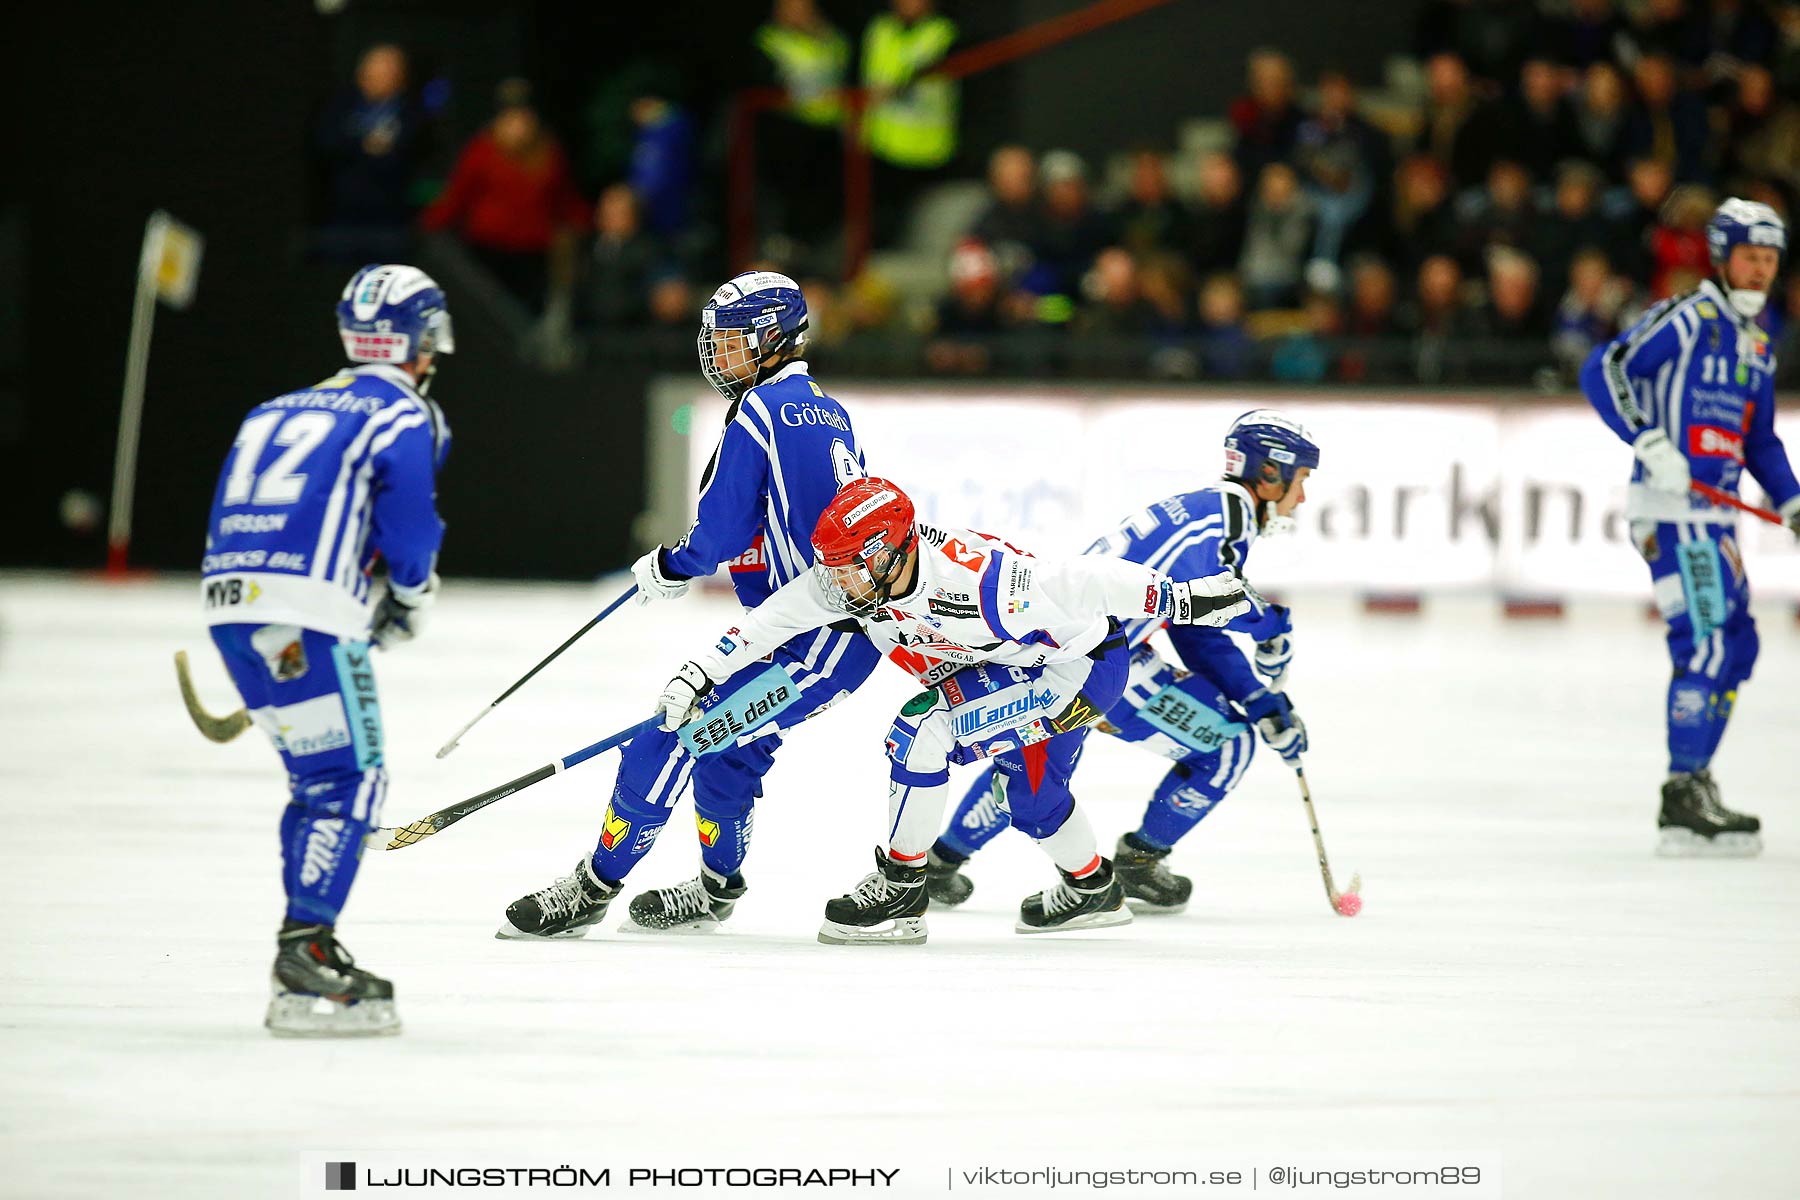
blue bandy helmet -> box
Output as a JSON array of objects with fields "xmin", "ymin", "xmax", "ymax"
[
  {"xmin": 1707, "ymin": 198, "xmax": 1786, "ymax": 318},
  {"xmin": 336, "ymin": 264, "xmax": 455, "ymax": 368},
  {"xmin": 698, "ymin": 270, "xmax": 809, "ymax": 401},
  {"xmin": 1224, "ymin": 409, "xmax": 1320, "ymax": 492}
]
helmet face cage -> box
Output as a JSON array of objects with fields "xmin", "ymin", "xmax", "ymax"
[
  {"xmin": 696, "ymin": 272, "xmax": 809, "ymax": 402},
  {"xmin": 697, "ymin": 318, "xmax": 763, "ymax": 402},
  {"xmin": 814, "ymin": 530, "xmax": 913, "ymax": 616}
]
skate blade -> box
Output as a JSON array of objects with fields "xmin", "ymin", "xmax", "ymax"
[
  {"xmin": 1015, "ymin": 905, "xmax": 1135, "ymax": 934},
  {"xmin": 621, "ymin": 916, "xmax": 723, "ymax": 936},
  {"xmin": 817, "ymin": 916, "xmax": 928, "ymax": 945},
  {"xmin": 494, "ymin": 919, "xmax": 594, "ymax": 940},
  {"xmin": 266, "ymin": 995, "xmax": 400, "ymax": 1038},
  {"xmin": 1124, "ymin": 896, "xmax": 1188, "ymax": 916},
  {"xmin": 1656, "ymin": 828, "xmax": 1762, "ymax": 858}
]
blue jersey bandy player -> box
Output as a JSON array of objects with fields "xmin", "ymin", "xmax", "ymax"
[
  {"xmin": 1580, "ymin": 199, "xmax": 1799, "ymax": 857},
  {"xmin": 650, "ymin": 477, "xmax": 1252, "ymax": 944},
  {"xmin": 924, "ymin": 412, "xmax": 1320, "ymax": 914},
  {"xmin": 203, "ymin": 264, "xmax": 453, "ymax": 1036},
  {"xmin": 499, "ymin": 272, "xmax": 884, "ymax": 940}
]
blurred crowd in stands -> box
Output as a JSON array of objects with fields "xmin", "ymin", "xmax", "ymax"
[{"xmin": 307, "ymin": 0, "xmax": 1800, "ymax": 385}]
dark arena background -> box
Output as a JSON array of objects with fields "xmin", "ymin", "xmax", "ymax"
[{"xmin": 4, "ymin": 2, "xmax": 1798, "ymax": 1197}]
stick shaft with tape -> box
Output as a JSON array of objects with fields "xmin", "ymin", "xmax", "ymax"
[
  {"xmin": 436, "ymin": 584, "xmax": 638, "ymax": 758},
  {"xmin": 372, "ymin": 716, "xmax": 661, "ymax": 851}
]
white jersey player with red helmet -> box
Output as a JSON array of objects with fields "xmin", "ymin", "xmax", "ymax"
[{"xmin": 654, "ymin": 477, "xmax": 1250, "ymax": 944}]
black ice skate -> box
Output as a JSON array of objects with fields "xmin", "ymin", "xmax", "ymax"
[
  {"xmin": 625, "ymin": 865, "xmax": 747, "ymax": 932},
  {"xmin": 818, "ymin": 848, "xmax": 928, "ymax": 945},
  {"xmin": 1016, "ymin": 859, "xmax": 1133, "ymax": 934},
  {"xmin": 1113, "ymin": 832, "xmax": 1192, "ymax": 914},
  {"xmin": 497, "ymin": 859, "xmax": 618, "ymax": 939},
  {"xmin": 265, "ymin": 922, "xmax": 400, "ymax": 1038},
  {"xmin": 924, "ymin": 843, "xmax": 974, "ymax": 907},
  {"xmin": 1658, "ymin": 771, "xmax": 1762, "ymax": 858}
]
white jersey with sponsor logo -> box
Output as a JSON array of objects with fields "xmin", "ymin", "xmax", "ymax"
[{"xmin": 688, "ymin": 523, "xmax": 1170, "ymax": 688}]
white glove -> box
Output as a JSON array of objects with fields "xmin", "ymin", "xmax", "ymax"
[
  {"xmin": 1633, "ymin": 428, "xmax": 1691, "ymax": 496},
  {"xmin": 1165, "ymin": 572, "xmax": 1250, "ymax": 627},
  {"xmin": 656, "ymin": 661, "xmax": 713, "ymax": 731},
  {"xmin": 632, "ymin": 548, "xmax": 690, "ymax": 605},
  {"xmin": 372, "ymin": 572, "xmax": 438, "ymax": 650}
]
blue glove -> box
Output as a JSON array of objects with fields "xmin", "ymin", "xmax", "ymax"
[{"xmin": 1243, "ymin": 687, "xmax": 1307, "ymax": 765}]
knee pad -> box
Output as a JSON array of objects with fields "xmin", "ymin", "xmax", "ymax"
[{"xmin": 291, "ymin": 764, "xmax": 384, "ymax": 824}]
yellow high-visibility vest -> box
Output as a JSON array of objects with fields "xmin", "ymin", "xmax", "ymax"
[
  {"xmin": 860, "ymin": 13, "xmax": 958, "ymax": 169},
  {"xmin": 755, "ymin": 23, "xmax": 850, "ymax": 128}
]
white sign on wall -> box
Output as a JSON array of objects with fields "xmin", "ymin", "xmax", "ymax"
[{"xmin": 646, "ymin": 384, "xmax": 1800, "ymax": 598}]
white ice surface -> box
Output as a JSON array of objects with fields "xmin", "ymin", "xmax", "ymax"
[{"xmin": 2, "ymin": 573, "xmax": 1797, "ymax": 1198}]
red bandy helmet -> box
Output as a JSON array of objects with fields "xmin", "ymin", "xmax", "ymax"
[{"xmin": 812, "ymin": 478, "xmax": 917, "ymax": 616}]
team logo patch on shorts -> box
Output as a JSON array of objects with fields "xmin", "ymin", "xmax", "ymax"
[
  {"xmin": 599, "ymin": 805, "xmax": 631, "ymax": 852},
  {"xmin": 1049, "ymin": 694, "xmax": 1102, "ymax": 734}
]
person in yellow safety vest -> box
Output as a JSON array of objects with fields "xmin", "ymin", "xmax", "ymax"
[
  {"xmin": 755, "ymin": 0, "xmax": 850, "ymax": 130},
  {"xmin": 861, "ymin": 0, "xmax": 959, "ymax": 171}
]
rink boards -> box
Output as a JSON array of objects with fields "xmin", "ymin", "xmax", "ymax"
[{"xmin": 646, "ymin": 384, "xmax": 1800, "ymax": 598}]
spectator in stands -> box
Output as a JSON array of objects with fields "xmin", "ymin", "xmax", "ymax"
[
  {"xmin": 1239, "ymin": 162, "xmax": 1314, "ymax": 310},
  {"xmin": 1024, "ymin": 150, "xmax": 1112, "ymax": 302},
  {"xmin": 1137, "ymin": 253, "xmax": 1197, "ymax": 338},
  {"xmin": 1230, "ymin": 48, "xmax": 1302, "ymax": 180},
  {"xmin": 1623, "ymin": 53, "xmax": 1712, "ymax": 183},
  {"xmin": 1777, "ymin": 272, "xmax": 1800, "ymax": 385},
  {"xmin": 1399, "ymin": 254, "xmax": 1475, "ymax": 337},
  {"xmin": 421, "ymin": 82, "xmax": 589, "ymax": 313},
  {"xmin": 1705, "ymin": 0, "xmax": 1779, "ymax": 78},
  {"xmin": 927, "ymin": 240, "xmax": 1011, "ymax": 374},
  {"xmin": 1502, "ymin": 58, "xmax": 1579, "ymax": 182},
  {"xmin": 1771, "ymin": 3, "xmax": 1800, "ymax": 96},
  {"xmin": 1647, "ymin": 183, "xmax": 1715, "ymax": 298},
  {"xmin": 753, "ymin": 0, "xmax": 851, "ymax": 247},
  {"xmin": 645, "ymin": 269, "xmax": 694, "ymax": 328},
  {"xmin": 1568, "ymin": 61, "xmax": 1632, "ymax": 180},
  {"xmin": 583, "ymin": 184, "xmax": 664, "ymax": 328},
  {"xmin": 1547, "ymin": 0, "xmax": 1628, "ymax": 71},
  {"xmin": 1453, "ymin": 159, "xmax": 1537, "ymax": 272},
  {"xmin": 1611, "ymin": 155, "xmax": 1675, "ymax": 281},
  {"xmin": 1188, "ymin": 151, "xmax": 1248, "ymax": 278},
  {"xmin": 1632, "ymin": 0, "xmax": 1712, "ymax": 72},
  {"xmin": 1197, "ymin": 272, "xmax": 1254, "ymax": 378},
  {"xmin": 862, "ymin": 0, "xmax": 960, "ymax": 247},
  {"xmin": 1551, "ymin": 247, "xmax": 1626, "ymax": 375},
  {"xmin": 628, "ymin": 87, "xmax": 696, "ymax": 243},
  {"xmin": 1293, "ymin": 70, "xmax": 1387, "ymax": 275},
  {"xmin": 313, "ymin": 44, "xmax": 425, "ymax": 261},
  {"xmin": 1473, "ymin": 246, "xmax": 1547, "ymax": 339},
  {"xmin": 1414, "ymin": 0, "xmax": 1542, "ymax": 85},
  {"xmin": 971, "ymin": 145, "xmax": 1041, "ymax": 277},
  {"xmin": 1413, "ymin": 52, "xmax": 1506, "ymax": 189},
  {"xmin": 1270, "ymin": 289, "xmax": 1344, "ymax": 382},
  {"xmin": 1388, "ymin": 154, "xmax": 1459, "ymax": 274},
  {"xmin": 1532, "ymin": 159, "xmax": 1612, "ymax": 299},
  {"xmin": 1113, "ymin": 149, "xmax": 1193, "ymax": 260},
  {"xmin": 1718, "ymin": 66, "xmax": 1800, "ymax": 190},
  {"xmin": 1346, "ymin": 255, "xmax": 1399, "ymax": 335},
  {"xmin": 1076, "ymin": 247, "xmax": 1152, "ymax": 337}
]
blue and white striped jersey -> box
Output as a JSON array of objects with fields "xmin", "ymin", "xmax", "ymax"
[
  {"xmin": 1582, "ymin": 278, "xmax": 1797, "ymax": 524},
  {"xmin": 1086, "ymin": 482, "xmax": 1272, "ymax": 702},
  {"xmin": 201, "ymin": 364, "xmax": 448, "ymax": 637},
  {"xmin": 666, "ymin": 361, "xmax": 865, "ymax": 606}
]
